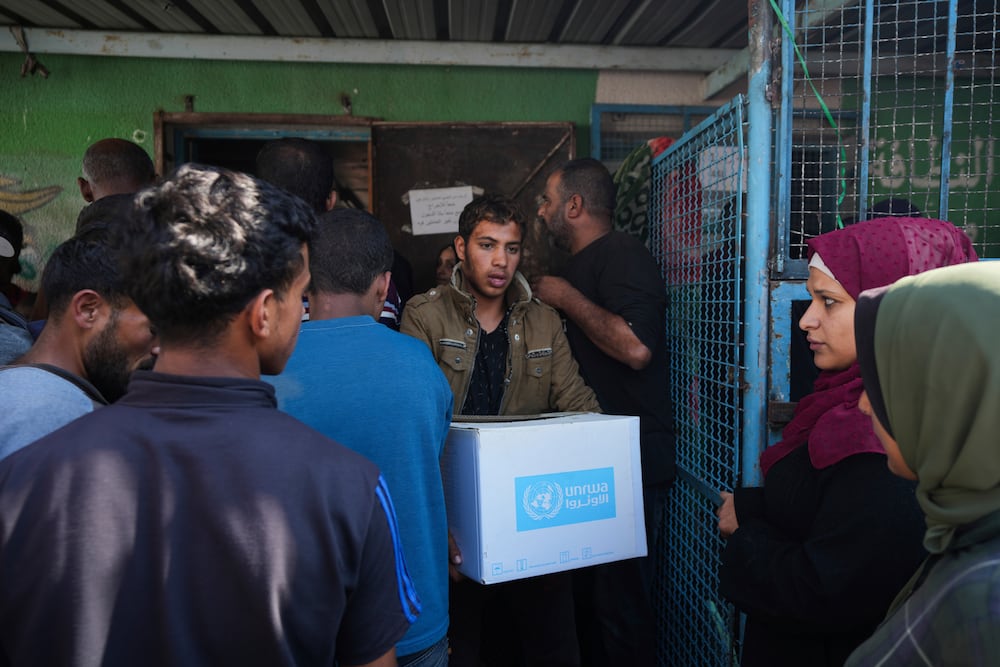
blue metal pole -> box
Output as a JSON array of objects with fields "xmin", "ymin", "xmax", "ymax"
[
  {"xmin": 774, "ymin": 0, "xmax": 795, "ymax": 274},
  {"xmin": 939, "ymin": 0, "xmax": 959, "ymax": 217},
  {"xmin": 590, "ymin": 105, "xmax": 602, "ymax": 159},
  {"xmin": 858, "ymin": 0, "xmax": 875, "ymax": 221},
  {"xmin": 742, "ymin": 0, "xmax": 773, "ymax": 488}
]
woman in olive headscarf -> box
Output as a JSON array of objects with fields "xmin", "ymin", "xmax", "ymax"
[
  {"xmin": 847, "ymin": 261, "xmax": 1000, "ymax": 666},
  {"xmin": 716, "ymin": 217, "xmax": 978, "ymax": 667}
]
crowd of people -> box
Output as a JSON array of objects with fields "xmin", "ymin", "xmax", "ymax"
[{"xmin": 0, "ymin": 134, "xmax": 996, "ymax": 667}]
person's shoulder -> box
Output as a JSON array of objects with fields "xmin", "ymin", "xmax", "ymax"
[
  {"xmin": 266, "ymin": 408, "xmax": 383, "ymax": 474},
  {"xmin": 402, "ymin": 286, "xmax": 462, "ymax": 332},
  {"xmin": 382, "ymin": 323, "xmax": 440, "ymax": 351},
  {"xmin": 0, "ymin": 403, "xmax": 109, "ymax": 480},
  {"xmin": 522, "ymin": 296, "xmax": 562, "ymax": 322},
  {"xmin": 405, "ymin": 285, "xmax": 450, "ymax": 310},
  {"xmin": 0, "ymin": 365, "xmax": 90, "ymax": 399}
]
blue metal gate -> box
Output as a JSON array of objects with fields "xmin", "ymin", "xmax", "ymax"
[
  {"xmin": 649, "ymin": 96, "xmax": 753, "ymax": 667},
  {"xmin": 643, "ymin": 1, "xmax": 998, "ymax": 665}
]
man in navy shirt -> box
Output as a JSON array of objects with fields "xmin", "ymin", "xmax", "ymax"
[{"xmin": 0, "ymin": 164, "xmax": 416, "ymax": 667}]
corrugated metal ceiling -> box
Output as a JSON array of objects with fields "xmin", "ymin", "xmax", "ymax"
[{"xmin": 0, "ymin": 0, "xmax": 751, "ymax": 49}]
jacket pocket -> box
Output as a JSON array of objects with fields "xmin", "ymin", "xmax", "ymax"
[
  {"xmin": 438, "ymin": 338, "xmax": 469, "ymax": 372},
  {"xmin": 524, "ymin": 348, "xmax": 553, "ymax": 401}
]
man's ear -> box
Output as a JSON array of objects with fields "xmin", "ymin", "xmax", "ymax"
[
  {"xmin": 247, "ymin": 289, "xmax": 276, "ymax": 340},
  {"xmin": 375, "ymin": 271, "xmax": 391, "ymax": 305},
  {"xmin": 454, "ymin": 235, "xmax": 466, "ymax": 262},
  {"xmin": 70, "ymin": 289, "xmax": 106, "ymax": 330},
  {"xmin": 565, "ymin": 193, "xmax": 584, "ymax": 219},
  {"xmin": 367, "ymin": 271, "xmax": 392, "ymax": 320},
  {"xmin": 325, "ymin": 189, "xmax": 338, "ymax": 212},
  {"xmin": 78, "ymin": 177, "xmax": 95, "ymax": 203}
]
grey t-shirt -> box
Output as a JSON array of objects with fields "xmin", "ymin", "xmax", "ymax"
[{"xmin": 0, "ymin": 366, "xmax": 101, "ymax": 460}]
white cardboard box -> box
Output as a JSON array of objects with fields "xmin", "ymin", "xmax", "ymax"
[{"xmin": 442, "ymin": 413, "xmax": 646, "ymax": 584}]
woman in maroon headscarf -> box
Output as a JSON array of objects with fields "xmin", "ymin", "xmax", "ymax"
[{"xmin": 715, "ymin": 217, "xmax": 978, "ymax": 667}]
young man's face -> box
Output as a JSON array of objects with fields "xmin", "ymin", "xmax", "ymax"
[
  {"xmin": 83, "ymin": 300, "xmax": 158, "ymax": 402},
  {"xmin": 455, "ymin": 219, "xmax": 522, "ymax": 305}
]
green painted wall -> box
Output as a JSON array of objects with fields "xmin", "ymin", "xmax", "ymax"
[
  {"xmin": 0, "ymin": 53, "xmax": 597, "ymax": 288},
  {"xmin": 841, "ymin": 76, "xmax": 999, "ymax": 255}
]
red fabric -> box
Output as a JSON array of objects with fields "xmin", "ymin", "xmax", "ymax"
[
  {"xmin": 761, "ymin": 217, "xmax": 978, "ymax": 476},
  {"xmin": 660, "ymin": 158, "xmax": 702, "ymax": 284}
]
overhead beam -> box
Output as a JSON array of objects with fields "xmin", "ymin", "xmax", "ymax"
[
  {"xmin": 0, "ymin": 27, "xmax": 739, "ymax": 71},
  {"xmin": 703, "ymin": 0, "xmax": 857, "ymax": 98}
]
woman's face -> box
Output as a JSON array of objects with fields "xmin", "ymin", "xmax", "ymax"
[
  {"xmin": 435, "ymin": 246, "xmax": 458, "ymax": 285},
  {"xmin": 799, "ymin": 267, "xmax": 857, "ymax": 371}
]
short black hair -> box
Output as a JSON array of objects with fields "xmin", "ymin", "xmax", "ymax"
[
  {"xmin": 458, "ymin": 194, "xmax": 525, "ymax": 241},
  {"xmin": 122, "ymin": 163, "xmax": 316, "ymax": 345},
  {"xmin": 43, "ymin": 222, "xmax": 129, "ymax": 320},
  {"xmin": 81, "ymin": 138, "xmax": 155, "ymax": 187},
  {"xmin": 556, "ymin": 158, "xmax": 615, "ymax": 219},
  {"xmin": 310, "ymin": 208, "xmax": 393, "ymax": 296},
  {"xmin": 255, "ymin": 138, "xmax": 335, "ymax": 214}
]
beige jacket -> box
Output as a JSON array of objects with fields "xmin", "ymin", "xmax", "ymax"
[{"xmin": 401, "ymin": 267, "xmax": 600, "ymax": 417}]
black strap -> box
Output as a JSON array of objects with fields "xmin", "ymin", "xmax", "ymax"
[{"xmin": 0, "ymin": 362, "xmax": 108, "ymax": 405}]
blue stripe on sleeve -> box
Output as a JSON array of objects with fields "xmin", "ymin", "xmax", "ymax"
[{"xmin": 375, "ymin": 474, "xmax": 422, "ymax": 623}]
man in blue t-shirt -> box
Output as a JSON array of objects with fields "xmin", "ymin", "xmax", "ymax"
[
  {"xmin": 0, "ymin": 222, "xmax": 159, "ymax": 459},
  {"xmin": 270, "ymin": 208, "xmax": 453, "ymax": 667},
  {"xmin": 0, "ymin": 165, "xmax": 415, "ymax": 667}
]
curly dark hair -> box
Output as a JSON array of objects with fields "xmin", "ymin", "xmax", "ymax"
[
  {"xmin": 457, "ymin": 194, "xmax": 525, "ymax": 241},
  {"xmin": 121, "ymin": 163, "xmax": 316, "ymax": 345}
]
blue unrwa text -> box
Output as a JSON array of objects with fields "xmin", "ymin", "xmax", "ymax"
[{"xmin": 515, "ymin": 467, "xmax": 617, "ymax": 532}]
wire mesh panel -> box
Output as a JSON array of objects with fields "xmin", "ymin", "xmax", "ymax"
[
  {"xmin": 591, "ymin": 104, "xmax": 720, "ymax": 174},
  {"xmin": 648, "ymin": 97, "xmax": 746, "ymax": 667},
  {"xmin": 776, "ymin": 0, "xmax": 999, "ymax": 271}
]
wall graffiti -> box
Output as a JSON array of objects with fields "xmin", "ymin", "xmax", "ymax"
[
  {"xmin": 0, "ymin": 175, "xmax": 62, "ymax": 216},
  {"xmin": 870, "ymin": 135, "xmax": 996, "ymax": 190},
  {"xmin": 0, "ymin": 174, "xmax": 63, "ymax": 284}
]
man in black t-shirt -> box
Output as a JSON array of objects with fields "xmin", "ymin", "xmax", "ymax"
[
  {"xmin": 0, "ymin": 165, "xmax": 415, "ymax": 667},
  {"xmin": 534, "ymin": 157, "xmax": 674, "ymax": 667}
]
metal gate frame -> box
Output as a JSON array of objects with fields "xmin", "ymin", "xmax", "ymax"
[{"xmin": 630, "ymin": 1, "xmax": 995, "ymax": 664}]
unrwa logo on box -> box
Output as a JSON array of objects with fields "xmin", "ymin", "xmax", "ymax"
[{"xmin": 515, "ymin": 467, "xmax": 616, "ymax": 532}]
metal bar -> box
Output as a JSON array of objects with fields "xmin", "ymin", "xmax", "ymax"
[
  {"xmin": 766, "ymin": 280, "xmax": 809, "ymax": 446},
  {"xmin": 774, "ymin": 0, "xmax": 795, "ymax": 274},
  {"xmin": 174, "ymin": 126, "xmax": 372, "ymax": 141},
  {"xmin": 938, "ymin": 0, "xmax": 959, "ymax": 217},
  {"xmin": 0, "ymin": 27, "xmax": 739, "ymax": 71},
  {"xmin": 590, "ymin": 105, "xmax": 602, "ymax": 159},
  {"xmin": 742, "ymin": 0, "xmax": 772, "ymax": 488},
  {"xmin": 510, "ymin": 130, "xmax": 571, "ymax": 198},
  {"xmin": 858, "ymin": 0, "xmax": 875, "ymax": 222},
  {"xmin": 703, "ymin": 0, "xmax": 857, "ymax": 99},
  {"xmin": 676, "ymin": 467, "xmax": 723, "ymax": 507}
]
